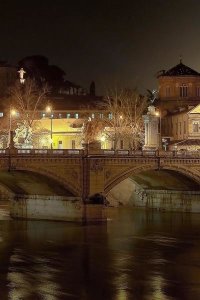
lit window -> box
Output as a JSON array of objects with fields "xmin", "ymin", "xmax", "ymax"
[
  {"xmin": 91, "ymin": 113, "xmax": 95, "ymax": 119},
  {"xmin": 0, "ymin": 112, "xmax": 3, "ymax": 117},
  {"xmin": 42, "ymin": 113, "xmax": 46, "ymax": 118},
  {"xmin": 75, "ymin": 113, "xmax": 79, "ymax": 119},
  {"xmin": 180, "ymin": 84, "xmax": 188, "ymax": 97},
  {"xmin": 193, "ymin": 121, "xmax": 199, "ymax": 133},
  {"xmin": 59, "ymin": 113, "xmax": 62, "ymax": 118},
  {"xmin": 108, "ymin": 113, "xmax": 113, "ymax": 120},
  {"xmin": 66, "ymin": 113, "xmax": 71, "ymax": 118},
  {"xmin": 72, "ymin": 140, "xmax": 75, "ymax": 149},
  {"xmin": 99, "ymin": 113, "xmax": 104, "ymax": 119}
]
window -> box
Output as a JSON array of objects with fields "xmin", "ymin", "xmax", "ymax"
[
  {"xmin": 165, "ymin": 86, "xmax": 170, "ymax": 97},
  {"xmin": 66, "ymin": 113, "xmax": 71, "ymax": 118},
  {"xmin": 180, "ymin": 84, "xmax": 188, "ymax": 97},
  {"xmin": 99, "ymin": 113, "xmax": 104, "ymax": 119},
  {"xmin": 75, "ymin": 113, "xmax": 79, "ymax": 119},
  {"xmin": 72, "ymin": 140, "xmax": 75, "ymax": 149},
  {"xmin": 91, "ymin": 113, "xmax": 95, "ymax": 119},
  {"xmin": 184, "ymin": 121, "xmax": 186, "ymax": 134},
  {"xmin": 58, "ymin": 140, "xmax": 63, "ymax": 149},
  {"xmin": 108, "ymin": 113, "xmax": 113, "ymax": 120},
  {"xmin": 58, "ymin": 113, "xmax": 62, "ymax": 118},
  {"xmin": 196, "ymin": 87, "xmax": 200, "ymax": 97},
  {"xmin": 0, "ymin": 112, "xmax": 3, "ymax": 117},
  {"xmin": 193, "ymin": 121, "xmax": 199, "ymax": 133},
  {"xmin": 42, "ymin": 113, "xmax": 46, "ymax": 118},
  {"xmin": 120, "ymin": 140, "xmax": 124, "ymax": 149}
]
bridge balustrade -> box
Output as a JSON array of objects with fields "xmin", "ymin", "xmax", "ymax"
[{"xmin": 0, "ymin": 148, "xmax": 199, "ymax": 158}]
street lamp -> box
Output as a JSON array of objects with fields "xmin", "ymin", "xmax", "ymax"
[
  {"xmin": 7, "ymin": 109, "xmax": 17, "ymax": 148},
  {"xmin": 46, "ymin": 106, "xmax": 53, "ymax": 149},
  {"xmin": 155, "ymin": 110, "xmax": 162, "ymax": 149}
]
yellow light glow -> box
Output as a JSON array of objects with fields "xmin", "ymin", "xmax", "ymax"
[
  {"xmin": 46, "ymin": 106, "xmax": 52, "ymax": 113},
  {"xmin": 119, "ymin": 115, "xmax": 123, "ymax": 119},
  {"xmin": 100, "ymin": 136, "xmax": 106, "ymax": 142},
  {"xmin": 155, "ymin": 111, "xmax": 159, "ymax": 116},
  {"xmin": 11, "ymin": 109, "xmax": 17, "ymax": 116}
]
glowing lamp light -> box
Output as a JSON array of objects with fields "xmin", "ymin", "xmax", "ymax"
[
  {"xmin": 100, "ymin": 136, "xmax": 106, "ymax": 142},
  {"xmin": 46, "ymin": 106, "xmax": 52, "ymax": 113},
  {"xmin": 155, "ymin": 111, "xmax": 159, "ymax": 116},
  {"xmin": 11, "ymin": 109, "xmax": 17, "ymax": 116},
  {"xmin": 119, "ymin": 115, "xmax": 123, "ymax": 119}
]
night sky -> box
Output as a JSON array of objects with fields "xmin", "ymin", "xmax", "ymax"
[{"xmin": 1, "ymin": 0, "xmax": 200, "ymax": 94}]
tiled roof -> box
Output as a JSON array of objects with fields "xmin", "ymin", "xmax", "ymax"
[{"xmin": 160, "ymin": 62, "xmax": 200, "ymax": 77}]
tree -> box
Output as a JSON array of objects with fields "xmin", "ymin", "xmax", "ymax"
[
  {"xmin": 102, "ymin": 88, "xmax": 148, "ymax": 150},
  {"xmin": 80, "ymin": 88, "xmax": 147, "ymax": 150},
  {"xmin": 82, "ymin": 118, "xmax": 105, "ymax": 144},
  {"xmin": 8, "ymin": 79, "xmax": 49, "ymax": 147}
]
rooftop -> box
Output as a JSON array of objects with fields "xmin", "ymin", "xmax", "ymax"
[
  {"xmin": 158, "ymin": 60, "xmax": 200, "ymax": 77},
  {"xmin": 45, "ymin": 94, "xmax": 104, "ymax": 111}
]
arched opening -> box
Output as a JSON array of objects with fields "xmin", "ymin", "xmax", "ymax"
[
  {"xmin": 0, "ymin": 170, "xmax": 74, "ymax": 196},
  {"xmin": 106, "ymin": 169, "xmax": 200, "ymax": 212},
  {"xmin": 0, "ymin": 170, "xmax": 77, "ymax": 219}
]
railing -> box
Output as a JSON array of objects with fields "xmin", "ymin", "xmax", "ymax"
[
  {"xmin": 0, "ymin": 148, "xmax": 199, "ymax": 158},
  {"xmin": 1, "ymin": 148, "xmax": 84, "ymax": 156}
]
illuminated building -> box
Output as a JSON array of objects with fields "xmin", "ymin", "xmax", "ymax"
[{"xmin": 157, "ymin": 59, "xmax": 200, "ymax": 150}]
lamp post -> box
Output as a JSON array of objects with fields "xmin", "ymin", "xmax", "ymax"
[
  {"xmin": 155, "ymin": 110, "xmax": 162, "ymax": 149},
  {"xmin": 7, "ymin": 109, "xmax": 17, "ymax": 148},
  {"xmin": 46, "ymin": 106, "xmax": 53, "ymax": 149}
]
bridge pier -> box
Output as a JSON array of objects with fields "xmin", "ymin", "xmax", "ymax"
[{"xmin": 10, "ymin": 195, "xmax": 107, "ymax": 222}]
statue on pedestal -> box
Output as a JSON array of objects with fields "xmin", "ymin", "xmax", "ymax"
[{"xmin": 14, "ymin": 122, "xmax": 33, "ymax": 148}]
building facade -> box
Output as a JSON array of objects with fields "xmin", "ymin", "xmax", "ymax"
[{"xmin": 157, "ymin": 60, "xmax": 200, "ymax": 150}]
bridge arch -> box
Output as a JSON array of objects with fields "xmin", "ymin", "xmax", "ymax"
[
  {"xmin": 0, "ymin": 168, "xmax": 76, "ymax": 196},
  {"xmin": 104, "ymin": 164, "xmax": 200, "ymax": 194},
  {"xmin": 11, "ymin": 166, "xmax": 79, "ymax": 196}
]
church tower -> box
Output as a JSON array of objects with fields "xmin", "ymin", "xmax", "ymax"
[{"xmin": 157, "ymin": 59, "xmax": 200, "ymax": 113}]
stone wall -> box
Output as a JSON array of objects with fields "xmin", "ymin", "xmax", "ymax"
[
  {"xmin": 107, "ymin": 177, "xmax": 200, "ymax": 213},
  {"xmin": 10, "ymin": 195, "xmax": 106, "ymax": 222},
  {"xmin": 134, "ymin": 189, "xmax": 200, "ymax": 213}
]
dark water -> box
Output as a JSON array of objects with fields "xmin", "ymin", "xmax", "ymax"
[{"xmin": 0, "ymin": 206, "xmax": 200, "ymax": 299}]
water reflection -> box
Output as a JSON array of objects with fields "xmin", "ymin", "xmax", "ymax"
[{"xmin": 0, "ymin": 207, "xmax": 200, "ymax": 299}]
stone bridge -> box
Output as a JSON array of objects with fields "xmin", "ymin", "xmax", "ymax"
[{"xmin": 0, "ymin": 148, "xmax": 199, "ymax": 199}]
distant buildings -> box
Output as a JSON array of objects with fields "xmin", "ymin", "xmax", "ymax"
[
  {"xmin": 0, "ymin": 59, "xmax": 105, "ymax": 149},
  {"xmin": 0, "ymin": 57, "xmax": 200, "ymax": 151},
  {"xmin": 157, "ymin": 60, "xmax": 200, "ymax": 150}
]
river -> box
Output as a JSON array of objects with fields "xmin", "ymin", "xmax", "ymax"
[{"xmin": 0, "ymin": 204, "xmax": 200, "ymax": 299}]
